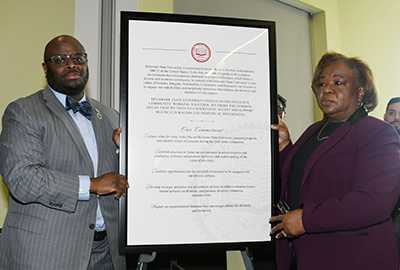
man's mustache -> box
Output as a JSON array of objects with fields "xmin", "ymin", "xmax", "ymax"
[{"xmin": 66, "ymin": 71, "xmax": 81, "ymax": 75}]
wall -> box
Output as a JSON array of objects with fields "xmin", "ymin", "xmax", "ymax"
[
  {"xmin": 74, "ymin": 0, "xmax": 101, "ymax": 100},
  {"xmin": 300, "ymin": 0, "xmax": 400, "ymax": 119},
  {"xmin": 0, "ymin": 0, "xmax": 75, "ymax": 227},
  {"xmin": 336, "ymin": 0, "xmax": 400, "ymax": 118}
]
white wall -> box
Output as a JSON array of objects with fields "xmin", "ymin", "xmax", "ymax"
[
  {"xmin": 74, "ymin": 0, "xmax": 102, "ymax": 100},
  {"xmin": 74, "ymin": 0, "xmax": 139, "ymax": 104}
]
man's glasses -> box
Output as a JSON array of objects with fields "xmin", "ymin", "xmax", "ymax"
[
  {"xmin": 276, "ymin": 199, "xmax": 290, "ymax": 214},
  {"xmin": 278, "ymin": 105, "xmax": 286, "ymax": 119},
  {"xmin": 45, "ymin": 53, "xmax": 87, "ymax": 67}
]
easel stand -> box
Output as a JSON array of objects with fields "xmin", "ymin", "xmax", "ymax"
[
  {"xmin": 170, "ymin": 260, "xmax": 186, "ymax": 270},
  {"xmin": 136, "ymin": 251, "xmax": 157, "ymax": 270},
  {"xmin": 241, "ymin": 247, "xmax": 255, "ymax": 270},
  {"xmin": 135, "ymin": 248, "xmax": 255, "ymax": 270}
]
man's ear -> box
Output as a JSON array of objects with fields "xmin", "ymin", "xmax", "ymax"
[{"xmin": 42, "ymin": 63, "xmax": 47, "ymax": 75}]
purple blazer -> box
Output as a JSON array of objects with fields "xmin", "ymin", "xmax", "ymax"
[{"xmin": 276, "ymin": 115, "xmax": 400, "ymax": 270}]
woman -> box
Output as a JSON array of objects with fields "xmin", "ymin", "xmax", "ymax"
[{"xmin": 270, "ymin": 52, "xmax": 400, "ymax": 269}]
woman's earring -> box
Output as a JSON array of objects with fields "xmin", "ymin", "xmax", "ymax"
[{"xmin": 357, "ymin": 88, "xmax": 364, "ymax": 106}]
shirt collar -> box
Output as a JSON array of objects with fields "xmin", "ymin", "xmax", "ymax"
[{"xmin": 50, "ymin": 86, "xmax": 88, "ymax": 107}]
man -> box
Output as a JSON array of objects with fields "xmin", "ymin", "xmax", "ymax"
[
  {"xmin": 0, "ymin": 35, "xmax": 129, "ymax": 270},
  {"xmin": 278, "ymin": 94, "xmax": 286, "ymax": 120},
  {"xmin": 385, "ymin": 97, "xmax": 400, "ymax": 263},
  {"xmin": 385, "ymin": 97, "xmax": 400, "ymax": 135}
]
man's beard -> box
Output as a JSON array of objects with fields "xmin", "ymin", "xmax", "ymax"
[
  {"xmin": 394, "ymin": 125, "xmax": 400, "ymax": 135},
  {"xmin": 46, "ymin": 67, "xmax": 89, "ymax": 96},
  {"xmin": 389, "ymin": 120, "xmax": 400, "ymax": 135}
]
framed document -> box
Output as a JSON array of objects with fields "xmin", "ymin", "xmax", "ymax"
[{"xmin": 119, "ymin": 12, "xmax": 278, "ymax": 253}]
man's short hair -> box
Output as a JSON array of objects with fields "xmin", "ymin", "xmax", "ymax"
[
  {"xmin": 278, "ymin": 94, "xmax": 286, "ymax": 108},
  {"xmin": 386, "ymin": 97, "xmax": 400, "ymax": 112}
]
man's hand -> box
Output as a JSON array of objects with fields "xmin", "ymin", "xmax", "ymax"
[
  {"xmin": 269, "ymin": 209, "xmax": 306, "ymax": 239},
  {"xmin": 113, "ymin": 127, "xmax": 122, "ymax": 148},
  {"xmin": 90, "ymin": 172, "xmax": 129, "ymax": 199},
  {"xmin": 270, "ymin": 117, "xmax": 291, "ymax": 152}
]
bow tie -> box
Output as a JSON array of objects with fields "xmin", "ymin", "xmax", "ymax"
[{"xmin": 65, "ymin": 96, "xmax": 92, "ymax": 120}]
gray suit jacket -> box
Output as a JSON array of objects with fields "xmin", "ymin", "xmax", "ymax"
[{"xmin": 0, "ymin": 87, "xmax": 126, "ymax": 270}]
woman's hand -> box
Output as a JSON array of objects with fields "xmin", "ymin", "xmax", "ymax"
[
  {"xmin": 269, "ymin": 209, "xmax": 306, "ymax": 239},
  {"xmin": 271, "ymin": 117, "xmax": 291, "ymax": 151}
]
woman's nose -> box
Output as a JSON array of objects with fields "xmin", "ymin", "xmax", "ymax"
[{"xmin": 323, "ymin": 84, "xmax": 334, "ymax": 94}]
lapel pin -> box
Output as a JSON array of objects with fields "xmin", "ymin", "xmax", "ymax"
[{"xmin": 94, "ymin": 108, "xmax": 102, "ymax": 119}]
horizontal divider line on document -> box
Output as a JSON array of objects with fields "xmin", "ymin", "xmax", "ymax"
[
  {"xmin": 142, "ymin": 48, "xmax": 187, "ymax": 52},
  {"xmin": 215, "ymin": 51, "xmax": 256, "ymax": 55}
]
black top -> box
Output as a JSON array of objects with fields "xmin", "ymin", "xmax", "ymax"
[
  {"xmin": 286, "ymin": 120, "xmax": 343, "ymax": 210},
  {"xmin": 285, "ymin": 106, "xmax": 368, "ymax": 210}
]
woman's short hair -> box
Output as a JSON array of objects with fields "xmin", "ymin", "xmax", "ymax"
[{"xmin": 311, "ymin": 52, "xmax": 378, "ymax": 112}]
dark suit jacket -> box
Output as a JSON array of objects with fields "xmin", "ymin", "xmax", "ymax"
[
  {"xmin": 0, "ymin": 87, "xmax": 125, "ymax": 270},
  {"xmin": 276, "ymin": 114, "xmax": 400, "ymax": 270}
]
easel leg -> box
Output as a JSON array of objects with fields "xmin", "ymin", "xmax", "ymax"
[
  {"xmin": 241, "ymin": 247, "xmax": 255, "ymax": 270},
  {"xmin": 170, "ymin": 260, "xmax": 186, "ymax": 270},
  {"xmin": 136, "ymin": 251, "xmax": 157, "ymax": 270}
]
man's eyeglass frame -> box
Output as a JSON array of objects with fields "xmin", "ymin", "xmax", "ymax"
[
  {"xmin": 45, "ymin": 53, "xmax": 87, "ymax": 67},
  {"xmin": 278, "ymin": 105, "xmax": 286, "ymax": 119}
]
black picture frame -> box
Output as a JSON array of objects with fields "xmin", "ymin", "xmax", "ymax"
[{"xmin": 118, "ymin": 11, "xmax": 279, "ymax": 255}]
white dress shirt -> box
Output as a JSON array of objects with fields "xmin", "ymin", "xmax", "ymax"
[{"xmin": 51, "ymin": 88, "xmax": 105, "ymax": 231}]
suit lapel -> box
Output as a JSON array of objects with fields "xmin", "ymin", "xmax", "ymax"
[
  {"xmin": 300, "ymin": 107, "xmax": 367, "ymax": 190},
  {"xmin": 281, "ymin": 121, "xmax": 352, "ymax": 197},
  {"xmin": 281, "ymin": 107, "xmax": 367, "ymax": 199},
  {"xmin": 42, "ymin": 87, "xmax": 94, "ymax": 176},
  {"xmin": 90, "ymin": 101, "xmax": 104, "ymax": 177}
]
